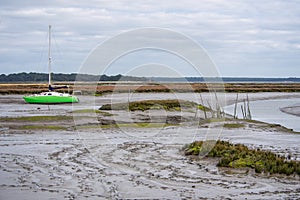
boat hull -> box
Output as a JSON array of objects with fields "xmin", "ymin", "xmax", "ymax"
[{"xmin": 23, "ymin": 95, "xmax": 79, "ymax": 104}]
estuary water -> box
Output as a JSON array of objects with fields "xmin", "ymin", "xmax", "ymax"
[{"xmin": 225, "ymin": 98, "xmax": 300, "ymax": 132}]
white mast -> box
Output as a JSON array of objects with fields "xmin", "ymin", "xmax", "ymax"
[{"xmin": 48, "ymin": 25, "xmax": 52, "ymax": 88}]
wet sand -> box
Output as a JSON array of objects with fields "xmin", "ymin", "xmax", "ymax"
[
  {"xmin": 280, "ymin": 104, "xmax": 300, "ymax": 117},
  {"xmin": 0, "ymin": 93, "xmax": 300, "ymax": 199}
]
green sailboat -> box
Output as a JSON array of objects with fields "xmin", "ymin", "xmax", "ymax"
[
  {"xmin": 23, "ymin": 91, "xmax": 79, "ymax": 104},
  {"xmin": 23, "ymin": 25, "xmax": 79, "ymax": 104}
]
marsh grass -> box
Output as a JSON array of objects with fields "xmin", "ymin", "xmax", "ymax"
[
  {"xmin": 99, "ymin": 99, "xmax": 210, "ymax": 112},
  {"xmin": 184, "ymin": 140, "xmax": 300, "ymax": 176},
  {"xmin": 2, "ymin": 83, "xmax": 300, "ymax": 94},
  {"xmin": 0, "ymin": 115, "xmax": 73, "ymax": 122},
  {"xmin": 223, "ymin": 123, "xmax": 245, "ymax": 129},
  {"xmin": 197, "ymin": 104, "xmax": 210, "ymax": 112},
  {"xmin": 19, "ymin": 125, "xmax": 67, "ymax": 130}
]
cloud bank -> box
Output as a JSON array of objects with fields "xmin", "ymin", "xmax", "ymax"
[{"xmin": 0, "ymin": 0, "xmax": 299, "ymax": 77}]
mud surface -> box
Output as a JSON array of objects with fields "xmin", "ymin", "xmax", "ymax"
[
  {"xmin": 280, "ymin": 103, "xmax": 300, "ymax": 117},
  {"xmin": 0, "ymin": 93, "xmax": 300, "ymax": 199}
]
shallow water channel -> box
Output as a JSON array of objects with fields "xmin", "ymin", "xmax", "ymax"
[{"xmin": 224, "ymin": 98, "xmax": 300, "ymax": 132}]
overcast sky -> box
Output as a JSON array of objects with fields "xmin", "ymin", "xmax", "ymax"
[{"xmin": 0, "ymin": 0, "xmax": 299, "ymax": 77}]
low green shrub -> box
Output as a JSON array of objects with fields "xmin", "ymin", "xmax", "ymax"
[{"xmin": 184, "ymin": 140, "xmax": 300, "ymax": 176}]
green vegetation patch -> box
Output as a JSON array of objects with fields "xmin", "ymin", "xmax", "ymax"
[
  {"xmin": 99, "ymin": 99, "xmax": 209, "ymax": 112},
  {"xmin": 223, "ymin": 123, "xmax": 245, "ymax": 129},
  {"xmin": 0, "ymin": 115, "xmax": 73, "ymax": 122},
  {"xmin": 184, "ymin": 140, "xmax": 300, "ymax": 176},
  {"xmin": 197, "ymin": 104, "xmax": 210, "ymax": 112}
]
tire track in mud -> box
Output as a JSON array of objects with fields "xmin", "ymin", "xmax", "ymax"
[
  {"xmin": 86, "ymin": 137, "xmax": 299, "ymax": 199},
  {"xmin": 48, "ymin": 144, "xmax": 115, "ymax": 199},
  {"xmin": 1, "ymin": 130, "xmax": 300, "ymax": 199},
  {"xmin": 0, "ymin": 136, "xmax": 111, "ymax": 199}
]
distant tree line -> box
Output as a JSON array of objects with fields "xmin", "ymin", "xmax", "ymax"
[
  {"xmin": 0, "ymin": 72, "xmax": 148, "ymax": 82},
  {"xmin": 0, "ymin": 72, "xmax": 299, "ymax": 83}
]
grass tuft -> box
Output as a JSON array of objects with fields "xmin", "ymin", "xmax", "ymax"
[
  {"xmin": 99, "ymin": 99, "xmax": 210, "ymax": 112},
  {"xmin": 20, "ymin": 125, "xmax": 67, "ymax": 130},
  {"xmin": 223, "ymin": 123, "xmax": 245, "ymax": 129},
  {"xmin": 184, "ymin": 140, "xmax": 300, "ymax": 176},
  {"xmin": 0, "ymin": 115, "xmax": 73, "ymax": 122}
]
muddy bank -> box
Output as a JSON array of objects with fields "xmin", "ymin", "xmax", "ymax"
[
  {"xmin": 0, "ymin": 127, "xmax": 300, "ymax": 199},
  {"xmin": 280, "ymin": 104, "xmax": 300, "ymax": 117},
  {"xmin": 0, "ymin": 93, "xmax": 300, "ymax": 199}
]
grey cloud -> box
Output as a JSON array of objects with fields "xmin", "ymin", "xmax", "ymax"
[{"xmin": 0, "ymin": 0, "xmax": 299, "ymax": 77}]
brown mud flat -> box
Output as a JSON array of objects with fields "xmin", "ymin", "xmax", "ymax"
[
  {"xmin": 0, "ymin": 93, "xmax": 300, "ymax": 199},
  {"xmin": 0, "ymin": 125, "xmax": 299, "ymax": 199},
  {"xmin": 1, "ymin": 82, "xmax": 300, "ymax": 94}
]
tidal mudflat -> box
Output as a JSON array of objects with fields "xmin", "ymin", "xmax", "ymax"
[{"xmin": 0, "ymin": 93, "xmax": 299, "ymax": 199}]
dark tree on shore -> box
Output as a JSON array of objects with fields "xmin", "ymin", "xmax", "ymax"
[{"xmin": 0, "ymin": 72, "xmax": 147, "ymax": 82}]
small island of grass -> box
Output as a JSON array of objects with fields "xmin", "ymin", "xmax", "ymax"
[
  {"xmin": 184, "ymin": 140, "xmax": 300, "ymax": 176},
  {"xmin": 99, "ymin": 99, "xmax": 210, "ymax": 112}
]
